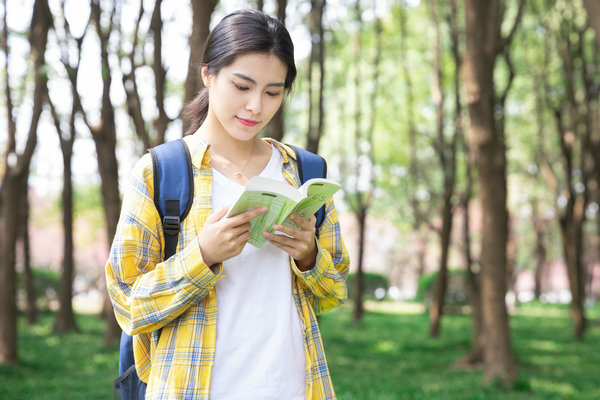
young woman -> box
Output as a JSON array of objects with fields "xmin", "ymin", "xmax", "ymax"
[{"xmin": 106, "ymin": 9, "xmax": 349, "ymax": 400}]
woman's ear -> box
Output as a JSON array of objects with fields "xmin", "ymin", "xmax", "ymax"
[{"xmin": 201, "ymin": 66, "xmax": 211, "ymax": 88}]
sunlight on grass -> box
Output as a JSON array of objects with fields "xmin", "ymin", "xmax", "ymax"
[
  {"xmin": 364, "ymin": 299, "xmax": 425, "ymax": 314},
  {"xmin": 512, "ymin": 303, "xmax": 572, "ymax": 318},
  {"xmin": 45, "ymin": 336, "xmax": 60, "ymax": 347},
  {"xmin": 531, "ymin": 378, "xmax": 578, "ymax": 397},
  {"xmin": 375, "ymin": 339, "xmax": 398, "ymax": 353},
  {"xmin": 528, "ymin": 339, "xmax": 561, "ymax": 351}
]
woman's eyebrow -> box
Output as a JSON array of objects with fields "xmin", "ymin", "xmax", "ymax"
[{"xmin": 233, "ymin": 72, "xmax": 285, "ymax": 87}]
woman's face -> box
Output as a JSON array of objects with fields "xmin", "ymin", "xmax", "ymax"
[{"xmin": 202, "ymin": 52, "xmax": 288, "ymax": 142}]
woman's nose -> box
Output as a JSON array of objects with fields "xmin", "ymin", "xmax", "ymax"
[{"xmin": 245, "ymin": 92, "xmax": 262, "ymax": 114}]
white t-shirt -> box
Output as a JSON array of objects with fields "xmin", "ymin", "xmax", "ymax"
[{"xmin": 209, "ymin": 146, "xmax": 306, "ymax": 400}]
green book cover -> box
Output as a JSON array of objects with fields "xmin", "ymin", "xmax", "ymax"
[{"xmin": 226, "ymin": 176, "xmax": 342, "ymax": 248}]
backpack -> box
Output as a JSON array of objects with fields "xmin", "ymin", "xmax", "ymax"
[{"xmin": 113, "ymin": 139, "xmax": 328, "ymax": 400}]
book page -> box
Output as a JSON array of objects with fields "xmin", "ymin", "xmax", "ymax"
[
  {"xmin": 227, "ymin": 190, "xmax": 298, "ymax": 248},
  {"xmin": 282, "ymin": 179, "xmax": 341, "ymax": 230}
]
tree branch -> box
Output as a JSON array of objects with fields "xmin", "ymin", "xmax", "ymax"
[
  {"xmin": 150, "ymin": 0, "xmax": 171, "ymax": 145},
  {"xmin": 121, "ymin": 1, "xmax": 150, "ymax": 148},
  {"xmin": 496, "ymin": 0, "xmax": 525, "ymax": 54}
]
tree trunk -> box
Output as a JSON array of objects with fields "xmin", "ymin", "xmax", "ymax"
[
  {"xmin": 464, "ymin": 0, "xmax": 520, "ymax": 386},
  {"xmin": 19, "ymin": 183, "xmax": 37, "ymax": 324},
  {"xmin": 353, "ymin": 207, "xmax": 366, "ymax": 322},
  {"xmin": 399, "ymin": 4, "xmax": 433, "ymax": 282},
  {"xmin": 50, "ymin": 2, "xmax": 87, "ymax": 334},
  {"xmin": 456, "ymin": 0, "xmax": 482, "ymax": 355},
  {"xmin": 150, "ymin": 0, "xmax": 171, "ymax": 145},
  {"xmin": 428, "ymin": 0, "xmax": 457, "ymax": 338},
  {"xmin": 87, "ymin": 0, "xmax": 123, "ymax": 345},
  {"xmin": 560, "ymin": 208, "xmax": 587, "ymax": 338},
  {"xmin": 0, "ymin": 0, "xmax": 50, "ymax": 364},
  {"xmin": 266, "ymin": 0, "xmax": 289, "ymax": 142},
  {"xmin": 548, "ymin": 10, "xmax": 591, "ymax": 338},
  {"xmin": 305, "ymin": 0, "xmax": 325, "ymax": 152},
  {"xmin": 427, "ymin": 0, "xmax": 447, "ymax": 337},
  {"xmin": 429, "ymin": 196, "xmax": 452, "ymax": 337},
  {"xmin": 54, "ymin": 143, "xmax": 78, "ymax": 333},
  {"xmin": 0, "ymin": 179, "xmax": 20, "ymax": 364},
  {"xmin": 532, "ymin": 205, "xmax": 547, "ymax": 300},
  {"xmin": 583, "ymin": 0, "xmax": 600, "ymax": 50},
  {"xmin": 460, "ymin": 133, "xmax": 484, "ymax": 366},
  {"xmin": 183, "ymin": 0, "xmax": 218, "ymax": 134}
]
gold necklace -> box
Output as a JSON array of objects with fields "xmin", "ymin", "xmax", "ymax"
[{"xmin": 212, "ymin": 139, "xmax": 256, "ymax": 179}]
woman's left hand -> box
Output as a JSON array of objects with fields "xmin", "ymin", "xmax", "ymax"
[{"xmin": 263, "ymin": 214, "xmax": 318, "ymax": 272}]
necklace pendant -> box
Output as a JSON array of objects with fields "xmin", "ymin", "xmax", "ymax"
[{"xmin": 234, "ymin": 172, "xmax": 242, "ymax": 179}]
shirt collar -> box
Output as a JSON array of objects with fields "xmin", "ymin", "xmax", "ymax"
[
  {"xmin": 182, "ymin": 130, "xmax": 301, "ymax": 176},
  {"xmin": 182, "ymin": 130, "xmax": 210, "ymax": 170},
  {"xmin": 263, "ymin": 138, "xmax": 297, "ymax": 164}
]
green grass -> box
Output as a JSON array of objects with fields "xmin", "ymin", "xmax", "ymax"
[
  {"xmin": 0, "ymin": 312, "xmax": 119, "ymax": 400},
  {"xmin": 321, "ymin": 302, "xmax": 600, "ymax": 399},
  {"xmin": 0, "ymin": 303, "xmax": 599, "ymax": 399}
]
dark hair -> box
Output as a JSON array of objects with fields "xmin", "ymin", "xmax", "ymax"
[{"xmin": 181, "ymin": 9, "xmax": 297, "ymax": 135}]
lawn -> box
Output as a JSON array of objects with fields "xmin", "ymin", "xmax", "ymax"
[{"xmin": 0, "ymin": 302, "xmax": 599, "ymax": 399}]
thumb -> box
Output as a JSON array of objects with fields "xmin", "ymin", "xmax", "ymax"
[{"xmin": 206, "ymin": 205, "xmax": 230, "ymax": 224}]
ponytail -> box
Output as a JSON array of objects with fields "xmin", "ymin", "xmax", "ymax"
[{"xmin": 181, "ymin": 88, "xmax": 209, "ymax": 136}]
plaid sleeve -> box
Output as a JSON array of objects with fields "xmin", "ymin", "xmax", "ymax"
[
  {"xmin": 105, "ymin": 154, "xmax": 221, "ymax": 335},
  {"xmin": 291, "ymin": 197, "xmax": 350, "ymax": 315}
]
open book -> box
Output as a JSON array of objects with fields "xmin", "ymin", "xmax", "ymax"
[{"xmin": 226, "ymin": 176, "xmax": 342, "ymax": 248}]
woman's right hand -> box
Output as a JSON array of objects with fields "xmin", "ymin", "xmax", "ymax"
[{"xmin": 197, "ymin": 205, "xmax": 268, "ymax": 267}]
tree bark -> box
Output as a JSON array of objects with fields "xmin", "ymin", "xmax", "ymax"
[
  {"xmin": 353, "ymin": 206, "xmax": 366, "ymax": 322},
  {"xmin": 183, "ymin": 0, "xmax": 218, "ymax": 134},
  {"xmin": 54, "ymin": 137, "xmax": 78, "ymax": 332},
  {"xmin": 583, "ymin": 0, "xmax": 600, "ymax": 50},
  {"xmin": 0, "ymin": 0, "xmax": 50, "ymax": 364},
  {"xmin": 87, "ymin": 0, "xmax": 122, "ymax": 345},
  {"xmin": 531, "ymin": 204, "xmax": 547, "ymax": 300},
  {"xmin": 347, "ymin": 0, "xmax": 379, "ymax": 323},
  {"xmin": 265, "ymin": 0, "xmax": 289, "ymax": 142},
  {"xmin": 560, "ymin": 209, "xmax": 587, "ymax": 337},
  {"xmin": 464, "ymin": 0, "xmax": 521, "ymax": 386},
  {"xmin": 305, "ymin": 0, "xmax": 325, "ymax": 151},
  {"xmin": 549, "ymin": 14, "xmax": 590, "ymax": 338},
  {"xmin": 49, "ymin": 1, "xmax": 85, "ymax": 334},
  {"xmin": 18, "ymin": 179, "xmax": 37, "ymax": 324},
  {"xmin": 460, "ymin": 124, "xmax": 483, "ymax": 365},
  {"xmin": 47, "ymin": 102, "xmax": 77, "ymax": 332},
  {"xmin": 428, "ymin": 0, "xmax": 458, "ymax": 338},
  {"xmin": 454, "ymin": 0, "xmax": 482, "ymax": 358},
  {"xmin": 351, "ymin": 0, "xmax": 365, "ymax": 323},
  {"xmin": 149, "ymin": 0, "xmax": 170, "ymax": 144}
]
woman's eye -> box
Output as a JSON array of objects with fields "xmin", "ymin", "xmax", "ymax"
[
  {"xmin": 234, "ymin": 83, "xmax": 249, "ymax": 91},
  {"xmin": 266, "ymin": 91, "xmax": 281, "ymax": 97}
]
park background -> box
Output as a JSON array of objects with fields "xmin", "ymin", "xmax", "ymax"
[{"xmin": 2, "ymin": 0, "xmax": 600, "ymax": 398}]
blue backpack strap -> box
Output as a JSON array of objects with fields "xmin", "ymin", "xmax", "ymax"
[
  {"xmin": 288, "ymin": 145, "xmax": 328, "ymax": 235},
  {"xmin": 149, "ymin": 138, "xmax": 194, "ymax": 260},
  {"xmin": 115, "ymin": 139, "xmax": 193, "ymax": 400}
]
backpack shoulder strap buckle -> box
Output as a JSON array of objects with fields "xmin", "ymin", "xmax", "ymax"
[{"xmin": 163, "ymin": 215, "xmax": 180, "ymax": 236}]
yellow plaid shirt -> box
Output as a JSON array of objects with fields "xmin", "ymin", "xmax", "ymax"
[{"xmin": 106, "ymin": 135, "xmax": 350, "ymax": 400}]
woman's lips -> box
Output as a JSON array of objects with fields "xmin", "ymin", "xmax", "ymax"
[{"xmin": 237, "ymin": 117, "xmax": 259, "ymax": 127}]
